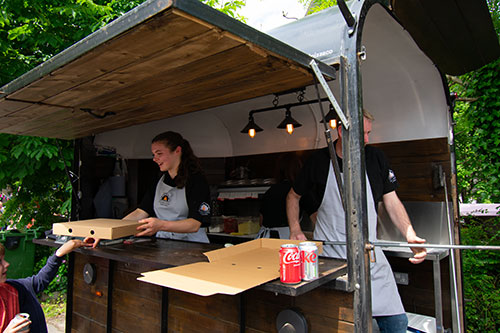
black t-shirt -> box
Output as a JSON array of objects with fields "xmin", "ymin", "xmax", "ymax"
[
  {"xmin": 260, "ymin": 180, "xmax": 318, "ymax": 228},
  {"xmin": 293, "ymin": 143, "xmax": 398, "ymax": 210},
  {"xmin": 260, "ymin": 180, "xmax": 292, "ymax": 228},
  {"xmin": 138, "ymin": 171, "xmax": 211, "ymax": 227}
]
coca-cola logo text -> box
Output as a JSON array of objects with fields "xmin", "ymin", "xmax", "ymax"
[{"xmin": 283, "ymin": 251, "xmax": 300, "ymax": 264}]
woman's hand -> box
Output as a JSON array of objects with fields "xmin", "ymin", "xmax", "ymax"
[
  {"xmin": 55, "ymin": 239, "xmax": 93, "ymax": 257},
  {"xmin": 136, "ymin": 218, "xmax": 164, "ymax": 237},
  {"xmin": 4, "ymin": 316, "xmax": 31, "ymax": 332}
]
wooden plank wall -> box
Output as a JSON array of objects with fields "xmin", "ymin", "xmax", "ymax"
[
  {"xmin": 71, "ymin": 254, "xmax": 354, "ymax": 332},
  {"xmin": 245, "ymin": 288, "xmax": 354, "ymax": 332},
  {"xmin": 224, "ymin": 137, "xmax": 452, "ymax": 202},
  {"xmin": 72, "ymin": 254, "xmax": 109, "ymax": 332},
  {"xmin": 111, "ymin": 261, "xmax": 163, "ymax": 332},
  {"xmin": 372, "ymin": 137, "xmax": 452, "ymax": 202}
]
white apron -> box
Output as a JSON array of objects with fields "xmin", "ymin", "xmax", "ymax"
[
  {"xmin": 154, "ymin": 175, "xmax": 209, "ymax": 243},
  {"xmin": 314, "ymin": 164, "xmax": 404, "ymax": 316}
]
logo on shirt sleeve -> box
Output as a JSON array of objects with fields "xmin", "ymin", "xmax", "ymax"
[
  {"xmin": 388, "ymin": 169, "xmax": 397, "ymax": 183},
  {"xmin": 198, "ymin": 202, "xmax": 211, "ymax": 216}
]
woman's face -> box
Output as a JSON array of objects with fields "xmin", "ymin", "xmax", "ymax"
[
  {"xmin": 151, "ymin": 141, "xmax": 181, "ymax": 173},
  {"xmin": 0, "ymin": 255, "xmax": 9, "ymax": 283}
]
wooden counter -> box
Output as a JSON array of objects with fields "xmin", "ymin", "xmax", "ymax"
[{"xmin": 35, "ymin": 238, "xmax": 352, "ymax": 332}]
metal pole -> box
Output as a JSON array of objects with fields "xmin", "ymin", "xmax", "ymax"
[
  {"xmin": 310, "ymin": 70, "xmax": 346, "ymax": 209},
  {"xmin": 322, "ymin": 240, "xmax": 500, "ymax": 251},
  {"xmin": 443, "ymin": 172, "xmax": 463, "ymax": 333},
  {"xmin": 339, "ymin": 29, "xmax": 373, "ymax": 333}
]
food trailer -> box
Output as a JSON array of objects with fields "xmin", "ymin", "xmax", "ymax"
[{"xmin": 0, "ymin": 0, "xmax": 498, "ymax": 332}]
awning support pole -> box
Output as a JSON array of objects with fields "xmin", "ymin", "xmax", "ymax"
[
  {"xmin": 311, "ymin": 73, "xmax": 345, "ymax": 209},
  {"xmin": 309, "ymin": 60, "xmax": 350, "ymax": 129}
]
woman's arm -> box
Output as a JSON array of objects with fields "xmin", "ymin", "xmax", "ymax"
[{"xmin": 135, "ymin": 217, "xmax": 201, "ymax": 237}]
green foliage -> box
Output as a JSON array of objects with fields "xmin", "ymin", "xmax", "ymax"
[
  {"xmin": 461, "ymin": 217, "xmax": 500, "ymax": 332},
  {"xmin": 450, "ymin": 1, "xmax": 500, "ymax": 331},
  {"xmin": 0, "ymin": 136, "xmax": 73, "ymax": 231},
  {"xmin": 452, "ymin": 58, "xmax": 500, "ymax": 203},
  {"xmin": 0, "ymin": 0, "xmax": 149, "ymax": 85},
  {"xmin": 202, "ymin": 0, "xmax": 247, "ymax": 21},
  {"xmin": 34, "ymin": 246, "xmax": 69, "ymax": 295},
  {"xmin": 299, "ymin": 0, "xmax": 337, "ymax": 15}
]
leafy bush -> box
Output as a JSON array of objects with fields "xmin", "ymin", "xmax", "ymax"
[
  {"xmin": 461, "ymin": 216, "xmax": 500, "ymax": 332},
  {"xmin": 34, "ymin": 246, "xmax": 68, "ymax": 296}
]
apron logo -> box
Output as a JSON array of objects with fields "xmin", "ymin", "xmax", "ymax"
[
  {"xmin": 160, "ymin": 192, "xmax": 172, "ymax": 206},
  {"xmin": 198, "ymin": 202, "xmax": 210, "ymax": 216},
  {"xmin": 388, "ymin": 169, "xmax": 397, "ymax": 183}
]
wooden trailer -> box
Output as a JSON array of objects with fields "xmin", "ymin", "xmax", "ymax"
[{"xmin": 1, "ymin": 0, "xmax": 499, "ymax": 332}]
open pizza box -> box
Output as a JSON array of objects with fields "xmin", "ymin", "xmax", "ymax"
[
  {"xmin": 53, "ymin": 218, "xmax": 139, "ymax": 239},
  {"xmin": 138, "ymin": 238, "xmax": 323, "ymax": 296}
]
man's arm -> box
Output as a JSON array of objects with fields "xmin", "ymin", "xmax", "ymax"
[
  {"xmin": 382, "ymin": 191, "xmax": 427, "ymax": 264},
  {"xmin": 286, "ymin": 188, "xmax": 307, "ymax": 240}
]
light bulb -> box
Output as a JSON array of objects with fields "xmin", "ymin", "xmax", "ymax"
[
  {"xmin": 286, "ymin": 123, "xmax": 294, "ymax": 134},
  {"xmin": 329, "ymin": 119, "xmax": 337, "ymax": 129},
  {"xmin": 248, "ymin": 128, "xmax": 256, "ymax": 138}
]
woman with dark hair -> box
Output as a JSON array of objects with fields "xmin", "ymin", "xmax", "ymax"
[{"xmin": 123, "ymin": 131, "xmax": 211, "ymax": 243}]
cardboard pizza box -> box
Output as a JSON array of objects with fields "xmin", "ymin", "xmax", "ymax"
[
  {"xmin": 53, "ymin": 218, "xmax": 139, "ymax": 239},
  {"xmin": 138, "ymin": 238, "xmax": 323, "ymax": 296}
]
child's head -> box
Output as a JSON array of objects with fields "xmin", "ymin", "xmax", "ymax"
[{"xmin": 0, "ymin": 242, "xmax": 8, "ymax": 283}]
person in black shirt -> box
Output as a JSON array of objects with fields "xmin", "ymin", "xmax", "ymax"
[
  {"xmin": 257, "ymin": 152, "xmax": 303, "ymax": 239},
  {"xmin": 287, "ymin": 110, "xmax": 426, "ymax": 332}
]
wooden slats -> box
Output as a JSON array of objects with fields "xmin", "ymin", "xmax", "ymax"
[
  {"xmin": 373, "ymin": 138, "xmax": 451, "ymax": 202},
  {"xmin": 72, "ymin": 254, "xmax": 109, "ymax": 332},
  {"xmin": 0, "ymin": 7, "xmax": 316, "ymax": 139},
  {"xmin": 0, "ymin": 99, "xmax": 33, "ymax": 117},
  {"xmin": 245, "ymin": 288, "xmax": 354, "ymax": 332}
]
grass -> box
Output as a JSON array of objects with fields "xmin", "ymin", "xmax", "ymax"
[{"xmin": 40, "ymin": 292, "xmax": 66, "ymax": 318}]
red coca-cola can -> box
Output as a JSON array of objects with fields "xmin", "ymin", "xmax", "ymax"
[{"xmin": 280, "ymin": 244, "xmax": 301, "ymax": 284}]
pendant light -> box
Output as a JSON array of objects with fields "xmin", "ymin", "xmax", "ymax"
[
  {"xmin": 277, "ymin": 107, "xmax": 302, "ymax": 135},
  {"xmin": 240, "ymin": 114, "xmax": 263, "ymax": 138}
]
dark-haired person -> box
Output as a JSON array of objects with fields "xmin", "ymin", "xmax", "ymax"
[
  {"xmin": 0, "ymin": 239, "xmax": 92, "ymax": 333},
  {"xmin": 257, "ymin": 152, "xmax": 313, "ymax": 239},
  {"xmin": 122, "ymin": 131, "xmax": 211, "ymax": 243}
]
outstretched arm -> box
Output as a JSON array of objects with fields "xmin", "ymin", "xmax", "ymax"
[
  {"xmin": 135, "ymin": 217, "xmax": 201, "ymax": 237},
  {"xmin": 382, "ymin": 191, "xmax": 427, "ymax": 264}
]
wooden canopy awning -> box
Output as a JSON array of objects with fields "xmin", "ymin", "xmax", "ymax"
[
  {"xmin": 0, "ymin": 0, "xmax": 335, "ymax": 140},
  {"xmin": 391, "ymin": 0, "xmax": 500, "ymax": 75}
]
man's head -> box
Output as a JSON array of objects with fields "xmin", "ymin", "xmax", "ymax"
[{"xmin": 337, "ymin": 109, "xmax": 374, "ymax": 145}]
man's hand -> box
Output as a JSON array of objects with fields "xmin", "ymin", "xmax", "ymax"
[
  {"xmin": 136, "ymin": 218, "xmax": 163, "ymax": 237},
  {"xmin": 289, "ymin": 230, "xmax": 307, "ymax": 241},
  {"xmin": 407, "ymin": 233, "xmax": 427, "ymax": 264}
]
